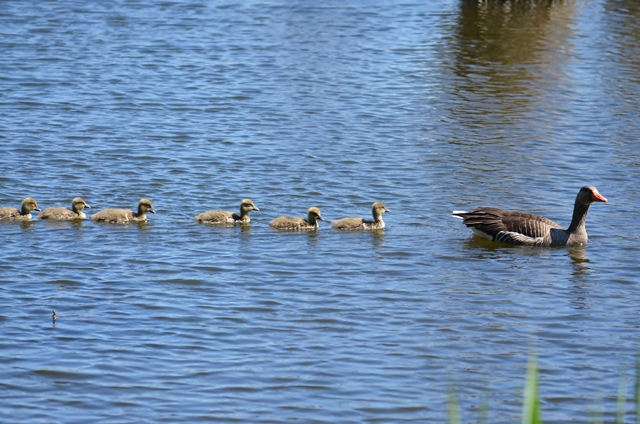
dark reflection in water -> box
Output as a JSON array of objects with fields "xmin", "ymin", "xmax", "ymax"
[
  {"xmin": 461, "ymin": 237, "xmax": 506, "ymax": 257},
  {"xmin": 371, "ymin": 230, "xmax": 385, "ymax": 247},
  {"xmin": 456, "ymin": 0, "xmax": 558, "ymax": 66},
  {"xmin": 451, "ymin": 0, "xmax": 572, "ymax": 122},
  {"xmin": 238, "ymin": 225, "xmax": 253, "ymax": 234},
  {"xmin": 459, "ymin": 238, "xmax": 555, "ymax": 270},
  {"xmin": 19, "ymin": 221, "xmax": 36, "ymax": 231},
  {"xmin": 1, "ymin": 1, "xmax": 639, "ymax": 422},
  {"xmin": 40, "ymin": 219, "xmax": 87, "ymax": 229},
  {"xmin": 304, "ymin": 230, "xmax": 321, "ymax": 246},
  {"xmin": 567, "ymin": 247, "xmax": 591, "ymax": 310},
  {"xmin": 601, "ymin": 0, "xmax": 640, "ymax": 135},
  {"xmin": 569, "ymin": 283, "xmax": 591, "ymax": 310},
  {"xmin": 462, "ymin": 236, "xmax": 528, "ymax": 253},
  {"xmin": 603, "ymin": 0, "xmax": 640, "ymax": 59},
  {"xmin": 567, "ymin": 247, "xmax": 589, "ymax": 276},
  {"xmin": 439, "ymin": 0, "xmax": 583, "ymax": 201}
]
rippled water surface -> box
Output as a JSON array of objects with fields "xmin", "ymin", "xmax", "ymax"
[{"xmin": 1, "ymin": 1, "xmax": 639, "ymax": 422}]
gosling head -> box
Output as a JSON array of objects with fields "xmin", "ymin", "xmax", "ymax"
[
  {"xmin": 308, "ymin": 207, "xmax": 324, "ymax": 224},
  {"xmin": 138, "ymin": 198, "xmax": 155, "ymax": 214},
  {"xmin": 372, "ymin": 202, "xmax": 389, "ymax": 216},
  {"xmin": 71, "ymin": 197, "xmax": 91, "ymax": 213},
  {"xmin": 240, "ymin": 199, "xmax": 259, "ymax": 214},
  {"xmin": 21, "ymin": 197, "xmax": 40, "ymax": 213}
]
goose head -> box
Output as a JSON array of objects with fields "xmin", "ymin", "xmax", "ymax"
[{"xmin": 578, "ymin": 186, "xmax": 607, "ymax": 205}]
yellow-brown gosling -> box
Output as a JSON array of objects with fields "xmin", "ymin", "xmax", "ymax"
[
  {"xmin": 52, "ymin": 309, "xmax": 58, "ymax": 320},
  {"xmin": 0, "ymin": 197, "xmax": 40, "ymax": 221},
  {"xmin": 269, "ymin": 207, "xmax": 324, "ymax": 231},
  {"xmin": 332, "ymin": 202, "xmax": 389, "ymax": 231},
  {"xmin": 91, "ymin": 198, "xmax": 155, "ymax": 224},
  {"xmin": 195, "ymin": 199, "xmax": 259, "ymax": 225},
  {"xmin": 39, "ymin": 197, "xmax": 91, "ymax": 220}
]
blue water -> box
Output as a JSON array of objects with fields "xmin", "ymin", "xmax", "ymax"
[{"xmin": 1, "ymin": 1, "xmax": 639, "ymax": 422}]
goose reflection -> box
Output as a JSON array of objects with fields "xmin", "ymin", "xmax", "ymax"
[
  {"xmin": 568, "ymin": 246, "xmax": 590, "ymax": 275},
  {"xmin": 567, "ymin": 247, "xmax": 592, "ymax": 310}
]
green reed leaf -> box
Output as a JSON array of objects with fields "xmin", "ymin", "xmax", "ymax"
[
  {"xmin": 522, "ymin": 353, "xmax": 542, "ymax": 424},
  {"xmin": 448, "ymin": 383, "xmax": 461, "ymax": 424}
]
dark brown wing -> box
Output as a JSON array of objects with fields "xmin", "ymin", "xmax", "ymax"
[{"xmin": 454, "ymin": 207, "xmax": 562, "ymax": 239}]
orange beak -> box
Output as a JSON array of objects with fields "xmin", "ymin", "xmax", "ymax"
[{"xmin": 592, "ymin": 191, "xmax": 608, "ymax": 202}]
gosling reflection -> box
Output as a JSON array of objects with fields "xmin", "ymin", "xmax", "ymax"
[
  {"xmin": 371, "ymin": 229, "xmax": 385, "ymax": 247},
  {"xmin": 19, "ymin": 220, "xmax": 36, "ymax": 231}
]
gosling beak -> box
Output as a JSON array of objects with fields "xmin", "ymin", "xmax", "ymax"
[
  {"xmin": 253, "ymin": 206, "xmax": 260, "ymax": 211},
  {"xmin": 85, "ymin": 204, "xmax": 92, "ymax": 209},
  {"xmin": 149, "ymin": 210, "xmax": 156, "ymax": 214}
]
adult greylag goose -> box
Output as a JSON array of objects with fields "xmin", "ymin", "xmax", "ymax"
[
  {"xmin": 332, "ymin": 202, "xmax": 389, "ymax": 231},
  {"xmin": 0, "ymin": 197, "xmax": 40, "ymax": 221},
  {"xmin": 195, "ymin": 199, "xmax": 259, "ymax": 225},
  {"xmin": 40, "ymin": 197, "xmax": 91, "ymax": 220},
  {"xmin": 452, "ymin": 186, "xmax": 607, "ymax": 246},
  {"xmin": 91, "ymin": 198, "xmax": 155, "ymax": 224},
  {"xmin": 269, "ymin": 207, "xmax": 324, "ymax": 230}
]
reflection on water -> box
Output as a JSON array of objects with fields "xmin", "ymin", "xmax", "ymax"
[
  {"xmin": 567, "ymin": 247, "xmax": 591, "ymax": 310},
  {"xmin": 568, "ymin": 247, "xmax": 589, "ymax": 275},
  {"xmin": 441, "ymin": 0, "xmax": 584, "ymax": 201},
  {"xmin": 238, "ymin": 224, "xmax": 253, "ymax": 234},
  {"xmin": 0, "ymin": 0, "xmax": 639, "ymax": 422},
  {"xmin": 601, "ymin": 0, "xmax": 640, "ymax": 146},
  {"xmin": 40, "ymin": 219, "xmax": 87, "ymax": 228},
  {"xmin": 304, "ymin": 229, "xmax": 321, "ymax": 246},
  {"xmin": 19, "ymin": 221, "xmax": 36, "ymax": 231},
  {"xmin": 456, "ymin": 1, "xmax": 557, "ymax": 64},
  {"xmin": 461, "ymin": 236, "xmax": 553, "ymax": 255},
  {"xmin": 462, "ymin": 237, "xmax": 509, "ymax": 258},
  {"xmin": 569, "ymin": 282, "xmax": 591, "ymax": 310},
  {"xmin": 450, "ymin": 0, "xmax": 574, "ymax": 123},
  {"xmin": 371, "ymin": 230, "xmax": 386, "ymax": 247}
]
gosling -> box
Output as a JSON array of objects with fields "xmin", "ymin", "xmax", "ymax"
[
  {"xmin": 269, "ymin": 207, "xmax": 324, "ymax": 231},
  {"xmin": 332, "ymin": 202, "xmax": 389, "ymax": 231},
  {"xmin": 0, "ymin": 197, "xmax": 40, "ymax": 221},
  {"xmin": 39, "ymin": 197, "xmax": 91, "ymax": 220},
  {"xmin": 195, "ymin": 199, "xmax": 259, "ymax": 225},
  {"xmin": 91, "ymin": 198, "xmax": 155, "ymax": 224}
]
